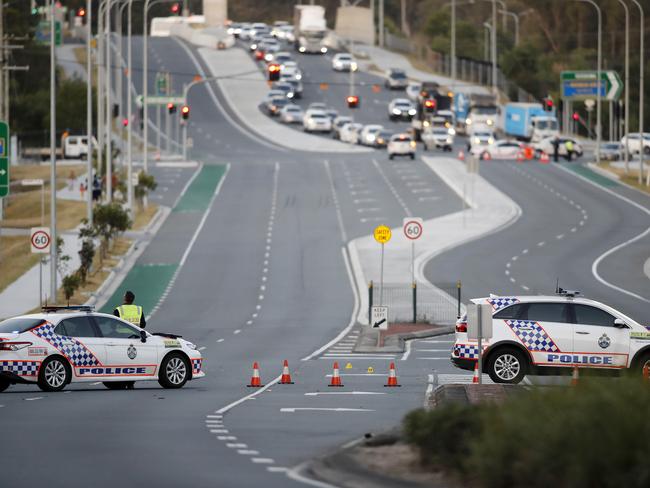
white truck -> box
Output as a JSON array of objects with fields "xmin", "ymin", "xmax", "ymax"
[{"xmin": 293, "ymin": 5, "xmax": 327, "ymax": 54}]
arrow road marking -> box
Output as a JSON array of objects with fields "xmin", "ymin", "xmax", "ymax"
[
  {"xmin": 280, "ymin": 408, "xmax": 375, "ymax": 413},
  {"xmin": 304, "ymin": 392, "xmax": 386, "ymax": 396}
]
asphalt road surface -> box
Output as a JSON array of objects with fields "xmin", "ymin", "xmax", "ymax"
[{"xmin": 1, "ymin": 37, "xmax": 648, "ymax": 488}]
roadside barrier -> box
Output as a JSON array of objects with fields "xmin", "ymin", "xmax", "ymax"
[
  {"xmin": 329, "ymin": 362, "xmax": 344, "ymax": 387},
  {"xmin": 280, "ymin": 359, "xmax": 294, "ymax": 385},
  {"xmin": 571, "ymin": 366, "xmax": 579, "ymax": 386},
  {"xmin": 247, "ymin": 362, "xmax": 264, "ymax": 388},
  {"xmin": 384, "ymin": 362, "xmax": 401, "ymax": 387}
]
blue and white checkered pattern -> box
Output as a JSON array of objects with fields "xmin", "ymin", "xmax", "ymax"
[
  {"xmin": 454, "ymin": 344, "xmax": 480, "ymax": 360},
  {"xmin": 31, "ymin": 324, "xmax": 100, "ymax": 367},
  {"xmin": 506, "ymin": 320, "xmax": 559, "ymax": 352},
  {"xmin": 0, "ymin": 360, "xmax": 39, "ymax": 376},
  {"xmin": 192, "ymin": 359, "xmax": 202, "ymax": 375},
  {"xmin": 487, "ymin": 297, "xmax": 520, "ymax": 311}
]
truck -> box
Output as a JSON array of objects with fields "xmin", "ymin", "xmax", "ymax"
[
  {"xmin": 454, "ymin": 92, "xmax": 498, "ymax": 133},
  {"xmin": 502, "ymin": 102, "xmax": 559, "ymax": 142},
  {"xmin": 293, "ymin": 5, "xmax": 327, "ymax": 54},
  {"xmin": 411, "ymin": 81, "xmax": 453, "ymax": 140},
  {"xmin": 21, "ymin": 135, "xmax": 97, "ymax": 161}
]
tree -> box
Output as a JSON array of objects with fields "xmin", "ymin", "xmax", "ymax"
[
  {"xmin": 77, "ymin": 220, "xmax": 96, "ymax": 284},
  {"xmin": 56, "ymin": 236, "xmax": 71, "ymax": 277},
  {"xmin": 93, "ymin": 203, "xmax": 132, "ymax": 259},
  {"xmin": 61, "ymin": 273, "xmax": 81, "ymax": 303},
  {"xmin": 135, "ymin": 172, "xmax": 158, "ymax": 208}
]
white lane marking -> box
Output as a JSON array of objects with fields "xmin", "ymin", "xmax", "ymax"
[
  {"xmin": 302, "ymin": 247, "xmax": 360, "ymax": 361},
  {"xmin": 356, "ymin": 207, "xmax": 381, "ymax": 213},
  {"xmin": 217, "ymin": 338, "xmax": 225, "ymax": 343},
  {"xmin": 522, "ymin": 249, "xmax": 528, "ymax": 254},
  {"xmin": 521, "ymin": 285, "xmax": 530, "ymax": 291},
  {"xmin": 372, "ymin": 158, "xmax": 412, "ymax": 216},
  {"xmin": 238, "ymin": 450, "xmax": 260, "ymax": 455},
  {"xmin": 287, "ymin": 463, "xmax": 342, "ymax": 488},
  {"xmin": 411, "ymin": 188, "xmax": 434, "ymax": 194},
  {"xmin": 217, "ymin": 436, "xmax": 237, "ymax": 440},
  {"xmin": 510, "ymin": 277, "xmax": 516, "ymax": 283},
  {"xmin": 246, "ymin": 320, "xmax": 253, "ymax": 325},
  {"xmin": 210, "ymin": 429, "xmax": 229, "ymax": 434},
  {"xmin": 252, "ymin": 458, "xmax": 275, "ymax": 464},
  {"xmin": 323, "ymin": 162, "xmax": 347, "ymax": 245},
  {"xmin": 571, "ymin": 227, "xmax": 577, "ymax": 232},
  {"xmin": 280, "ymin": 408, "xmax": 375, "ymax": 413},
  {"xmin": 216, "ymin": 375, "xmax": 282, "ymax": 414},
  {"xmin": 233, "ymin": 329, "xmax": 241, "ymax": 335},
  {"xmin": 556, "ymin": 234, "xmax": 564, "ymax": 239},
  {"xmin": 537, "ymin": 241, "xmax": 545, "ymax": 247},
  {"xmin": 304, "ymin": 391, "xmax": 386, "ymax": 396},
  {"xmin": 401, "ymin": 339, "xmax": 413, "ymax": 361},
  {"xmin": 24, "ymin": 397, "xmax": 43, "ymax": 401},
  {"xmin": 206, "ymin": 414, "xmax": 222, "ymax": 418},
  {"xmin": 424, "ymin": 373, "xmax": 435, "ymax": 408},
  {"xmin": 226, "ymin": 443, "xmax": 247, "ymax": 448},
  {"xmin": 267, "ymin": 467, "xmax": 289, "ymax": 473},
  {"xmin": 360, "ymin": 216, "xmax": 388, "ymax": 222}
]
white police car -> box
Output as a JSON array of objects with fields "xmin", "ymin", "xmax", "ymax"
[
  {"xmin": 0, "ymin": 306, "xmax": 204, "ymax": 392},
  {"xmin": 452, "ymin": 290, "xmax": 650, "ymax": 384}
]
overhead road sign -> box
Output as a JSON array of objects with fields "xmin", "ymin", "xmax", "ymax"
[
  {"xmin": 0, "ymin": 121, "xmax": 9, "ymax": 197},
  {"xmin": 146, "ymin": 95, "xmax": 185, "ymax": 106},
  {"xmin": 561, "ymin": 71, "xmax": 622, "ymax": 101}
]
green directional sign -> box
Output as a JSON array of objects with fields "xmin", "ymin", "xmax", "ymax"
[
  {"xmin": 561, "ymin": 71, "xmax": 623, "ymax": 101},
  {"xmin": 0, "ymin": 121, "xmax": 9, "ymax": 198}
]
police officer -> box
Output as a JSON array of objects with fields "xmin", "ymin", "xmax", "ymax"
[
  {"xmin": 114, "ymin": 290, "xmax": 146, "ymax": 328},
  {"xmin": 565, "ymin": 139, "xmax": 575, "ymax": 161}
]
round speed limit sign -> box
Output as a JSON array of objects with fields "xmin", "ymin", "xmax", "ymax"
[
  {"xmin": 403, "ymin": 218, "xmax": 423, "ymax": 240},
  {"xmin": 30, "ymin": 227, "xmax": 51, "ymax": 254}
]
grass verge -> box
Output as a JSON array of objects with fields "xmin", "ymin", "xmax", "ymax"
[{"xmin": 597, "ymin": 162, "xmax": 650, "ymax": 194}]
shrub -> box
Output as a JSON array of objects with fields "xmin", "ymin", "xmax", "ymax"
[
  {"xmin": 93, "ymin": 202, "xmax": 132, "ymax": 259},
  {"xmin": 61, "ymin": 273, "xmax": 81, "ymax": 302}
]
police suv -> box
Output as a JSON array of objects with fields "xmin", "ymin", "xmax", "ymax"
[
  {"xmin": 452, "ymin": 291, "xmax": 650, "ymax": 384},
  {"xmin": 0, "ymin": 306, "xmax": 204, "ymax": 392}
]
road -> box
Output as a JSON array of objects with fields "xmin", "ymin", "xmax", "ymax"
[{"xmin": 1, "ymin": 35, "xmax": 648, "ymax": 488}]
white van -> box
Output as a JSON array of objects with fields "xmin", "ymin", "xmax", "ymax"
[{"xmin": 63, "ymin": 135, "xmax": 96, "ymax": 159}]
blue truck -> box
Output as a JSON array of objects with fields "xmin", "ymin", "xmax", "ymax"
[{"xmin": 502, "ymin": 102, "xmax": 559, "ymax": 142}]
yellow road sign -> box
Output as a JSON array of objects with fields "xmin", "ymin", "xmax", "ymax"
[{"xmin": 373, "ymin": 225, "xmax": 391, "ymax": 244}]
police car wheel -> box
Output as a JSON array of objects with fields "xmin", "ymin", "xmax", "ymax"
[
  {"xmin": 636, "ymin": 352, "xmax": 650, "ymax": 375},
  {"xmin": 158, "ymin": 353, "xmax": 190, "ymax": 389},
  {"xmin": 487, "ymin": 348, "xmax": 527, "ymax": 384},
  {"xmin": 38, "ymin": 356, "xmax": 71, "ymax": 392},
  {"xmin": 103, "ymin": 381, "xmax": 134, "ymax": 390},
  {"xmin": 0, "ymin": 377, "xmax": 10, "ymax": 392}
]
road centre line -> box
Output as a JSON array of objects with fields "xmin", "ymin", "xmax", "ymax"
[
  {"xmin": 401, "ymin": 340, "xmax": 413, "ymax": 361},
  {"xmin": 372, "ymin": 158, "xmax": 411, "ymax": 217},
  {"xmin": 280, "ymin": 408, "xmax": 375, "ymax": 413},
  {"xmin": 252, "ymin": 458, "xmax": 275, "ymax": 464},
  {"xmin": 323, "ymin": 160, "xmax": 348, "ymax": 243}
]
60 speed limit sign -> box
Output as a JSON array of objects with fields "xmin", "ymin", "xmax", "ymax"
[
  {"xmin": 403, "ymin": 218, "xmax": 423, "ymax": 240},
  {"xmin": 30, "ymin": 227, "xmax": 51, "ymax": 254}
]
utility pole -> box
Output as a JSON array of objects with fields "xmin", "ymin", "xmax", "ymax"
[
  {"xmin": 491, "ymin": 0, "xmax": 497, "ymax": 96},
  {"xmin": 451, "ymin": 0, "xmax": 456, "ymax": 92},
  {"xmin": 127, "ymin": 0, "xmax": 134, "ymax": 211},
  {"xmin": 86, "ymin": 0, "xmax": 93, "ymax": 226},
  {"xmin": 105, "ymin": 0, "xmax": 112, "ymax": 202},
  {"xmin": 0, "ymin": 0, "xmax": 4, "ymax": 122},
  {"xmin": 49, "ymin": 0, "xmax": 58, "ymax": 301},
  {"xmin": 379, "ymin": 0, "xmax": 384, "ymax": 47},
  {"xmin": 617, "ymin": 0, "xmax": 629, "ymax": 174},
  {"xmin": 630, "ymin": 0, "xmax": 645, "ymax": 184}
]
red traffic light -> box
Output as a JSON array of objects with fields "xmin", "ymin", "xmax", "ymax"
[
  {"xmin": 572, "ymin": 112, "xmax": 580, "ymax": 121},
  {"xmin": 181, "ymin": 105, "xmax": 190, "ymax": 120},
  {"xmin": 545, "ymin": 98, "xmax": 554, "ymax": 111},
  {"xmin": 424, "ymin": 99, "xmax": 436, "ymax": 111},
  {"xmin": 167, "ymin": 102, "xmax": 176, "ymax": 114},
  {"xmin": 76, "ymin": 7, "xmax": 86, "ymax": 17},
  {"xmin": 122, "ymin": 118, "xmax": 128, "ymax": 127},
  {"xmin": 170, "ymin": 3, "xmax": 180, "ymax": 13},
  {"xmin": 268, "ymin": 63, "xmax": 281, "ymax": 81},
  {"xmin": 346, "ymin": 95, "xmax": 359, "ymax": 108}
]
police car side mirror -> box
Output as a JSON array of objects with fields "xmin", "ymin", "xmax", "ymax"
[
  {"xmin": 140, "ymin": 330, "xmax": 147, "ymax": 343},
  {"xmin": 613, "ymin": 318, "xmax": 627, "ymax": 328}
]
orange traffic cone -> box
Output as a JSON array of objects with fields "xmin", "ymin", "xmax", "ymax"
[
  {"xmin": 384, "ymin": 362, "xmax": 401, "ymax": 387},
  {"xmin": 280, "ymin": 359, "xmax": 294, "ymax": 385},
  {"xmin": 247, "ymin": 362, "xmax": 264, "ymax": 387},
  {"xmin": 472, "ymin": 361, "xmax": 480, "ymax": 384},
  {"xmin": 539, "ymin": 151, "xmax": 550, "ymax": 164},
  {"xmin": 329, "ymin": 362, "xmax": 344, "ymax": 387},
  {"xmin": 643, "ymin": 364, "xmax": 649, "ymax": 382},
  {"xmin": 481, "ymin": 151, "xmax": 492, "ymax": 161},
  {"xmin": 516, "ymin": 150, "xmax": 524, "ymax": 163},
  {"xmin": 457, "ymin": 150, "xmax": 465, "ymax": 161},
  {"xmin": 571, "ymin": 366, "xmax": 579, "ymax": 386}
]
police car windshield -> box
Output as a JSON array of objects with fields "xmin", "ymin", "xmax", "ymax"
[{"xmin": 0, "ymin": 317, "xmax": 44, "ymax": 334}]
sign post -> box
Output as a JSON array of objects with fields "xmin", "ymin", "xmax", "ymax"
[
  {"xmin": 373, "ymin": 225, "xmax": 391, "ymax": 346},
  {"xmin": 31, "ymin": 227, "xmax": 51, "ymax": 306},
  {"xmin": 0, "ymin": 121, "xmax": 9, "ymax": 198},
  {"xmin": 403, "ymin": 218, "xmax": 423, "ymax": 323},
  {"xmin": 467, "ymin": 303, "xmax": 493, "ymax": 384}
]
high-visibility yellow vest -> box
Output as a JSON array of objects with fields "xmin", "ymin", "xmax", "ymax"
[{"xmin": 117, "ymin": 305, "xmax": 143, "ymax": 326}]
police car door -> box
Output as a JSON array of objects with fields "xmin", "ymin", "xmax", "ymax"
[
  {"xmin": 514, "ymin": 302, "xmax": 574, "ymax": 368},
  {"xmin": 92, "ymin": 316, "xmax": 159, "ymax": 378},
  {"xmin": 571, "ymin": 304, "xmax": 630, "ymax": 369},
  {"xmin": 50, "ymin": 316, "xmax": 108, "ymax": 379}
]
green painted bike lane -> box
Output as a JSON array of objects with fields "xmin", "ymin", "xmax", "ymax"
[
  {"xmin": 100, "ymin": 165, "xmax": 227, "ymax": 315},
  {"xmin": 562, "ymin": 163, "xmax": 619, "ymax": 187}
]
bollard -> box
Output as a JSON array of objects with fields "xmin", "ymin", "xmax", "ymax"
[
  {"xmin": 412, "ymin": 281, "xmax": 417, "ymax": 324},
  {"xmin": 368, "ymin": 280, "xmax": 373, "ymax": 325},
  {"xmin": 456, "ymin": 280, "xmax": 462, "ymax": 319}
]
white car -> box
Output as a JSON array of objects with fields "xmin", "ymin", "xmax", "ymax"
[
  {"xmin": 303, "ymin": 110, "xmax": 332, "ymax": 133},
  {"xmin": 452, "ymin": 290, "xmax": 650, "ymax": 384},
  {"xmin": 332, "ymin": 116, "xmax": 353, "ymax": 139},
  {"xmin": 264, "ymin": 89, "xmax": 285, "ymax": 104},
  {"xmin": 406, "ymin": 82, "xmax": 422, "ymax": 102},
  {"xmin": 388, "ymin": 98, "xmax": 416, "ymax": 121},
  {"xmin": 480, "ymin": 140, "xmax": 524, "ymax": 160},
  {"xmin": 339, "ymin": 122, "xmax": 364, "ymax": 144},
  {"xmin": 620, "ymin": 133, "xmax": 650, "ymax": 155},
  {"xmin": 0, "ymin": 306, "xmax": 204, "ymax": 392},
  {"xmin": 307, "ymin": 102, "xmax": 328, "ymax": 112},
  {"xmin": 387, "ymin": 133, "xmax": 416, "ymax": 160},
  {"xmin": 385, "ymin": 68, "xmax": 408, "ymax": 90},
  {"xmin": 422, "ymin": 127, "xmax": 454, "ymax": 151},
  {"xmin": 359, "ymin": 124, "xmax": 384, "ymax": 146},
  {"xmin": 274, "ymin": 51, "xmax": 293, "ymax": 68},
  {"xmin": 535, "ymin": 136, "xmax": 583, "ymax": 158},
  {"xmin": 468, "ymin": 129, "xmax": 495, "ymax": 156},
  {"xmin": 279, "ymin": 104, "xmax": 304, "ymax": 123},
  {"xmin": 332, "ymin": 53, "xmax": 357, "ymax": 72}
]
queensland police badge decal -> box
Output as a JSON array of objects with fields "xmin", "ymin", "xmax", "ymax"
[
  {"xmin": 127, "ymin": 345, "xmax": 138, "ymax": 359},
  {"xmin": 598, "ymin": 334, "xmax": 611, "ymax": 349}
]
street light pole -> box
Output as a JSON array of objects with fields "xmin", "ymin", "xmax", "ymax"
[
  {"xmin": 105, "ymin": 0, "xmax": 113, "ymax": 202},
  {"xmin": 127, "ymin": 0, "xmax": 134, "ymax": 210},
  {"xmin": 451, "ymin": 0, "xmax": 456, "ymax": 92},
  {"xmin": 630, "ymin": 0, "xmax": 645, "ymax": 184},
  {"xmin": 490, "ymin": 0, "xmax": 497, "ymax": 96},
  {"xmin": 499, "ymin": 9, "xmax": 519, "ymax": 46},
  {"xmin": 617, "ymin": 0, "xmax": 630, "ymax": 174},
  {"xmin": 86, "ymin": 0, "xmax": 93, "ymax": 226},
  {"xmin": 143, "ymin": 0, "xmax": 151, "ymax": 174},
  {"xmin": 49, "ymin": 0, "xmax": 57, "ymax": 301}
]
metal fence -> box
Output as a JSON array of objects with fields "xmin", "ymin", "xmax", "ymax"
[{"xmin": 369, "ymin": 281, "xmax": 461, "ymax": 326}]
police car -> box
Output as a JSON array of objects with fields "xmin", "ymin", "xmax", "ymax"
[
  {"xmin": 451, "ymin": 290, "xmax": 650, "ymax": 384},
  {"xmin": 0, "ymin": 306, "xmax": 204, "ymax": 392}
]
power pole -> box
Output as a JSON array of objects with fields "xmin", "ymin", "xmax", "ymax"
[
  {"xmin": 0, "ymin": 0, "xmax": 4, "ymax": 121},
  {"xmin": 49, "ymin": 0, "xmax": 58, "ymax": 301}
]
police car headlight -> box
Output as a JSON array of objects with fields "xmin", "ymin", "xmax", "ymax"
[
  {"xmin": 448, "ymin": 127, "xmax": 456, "ymax": 135},
  {"xmin": 488, "ymin": 137, "xmax": 495, "ymax": 145},
  {"xmin": 251, "ymin": 43, "xmax": 258, "ymax": 50},
  {"xmin": 473, "ymin": 137, "xmax": 480, "ymax": 144},
  {"xmin": 423, "ymin": 121, "xmax": 430, "ymax": 127},
  {"xmin": 446, "ymin": 137, "xmax": 453, "ymax": 143},
  {"xmin": 392, "ymin": 109, "xmax": 401, "ymax": 115},
  {"xmin": 299, "ymin": 47, "xmax": 306, "ymax": 53},
  {"xmin": 466, "ymin": 118, "xmax": 472, "ymax": 125},
  {"xmin": 295, "ymin": 74, "xmax": 302, "ymax": 80},
  {"xmin": 185, "ymin": 342, "xmax": 198, "ymax": 350},
  {"xmin": 487, "ymin": 119, "xmax": 493, "ymax": 125},
  {"xmin": 408, "ymin": 109, "xmax": 417, "ymax": 116}
]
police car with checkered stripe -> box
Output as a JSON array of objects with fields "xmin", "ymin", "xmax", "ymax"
[
  {"xmin": 452, "ymin": 290, "xmax": 650, "ymax": 384},
  {"xmin": 0, "ymin": 306, "xmax": 204, "ymax": 392}
]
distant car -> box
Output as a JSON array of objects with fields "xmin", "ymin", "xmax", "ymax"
[
  {"xmin": 264, "ymin": 89, "xmax": 285, "ymax": 104},
  {"xmin": 303, "ymin": 110, "xmax": 332, "ymax": 133},
  {"xmin": 249, "ymin": 35, "xmax": 264, "ymax": 51},
  {"xmin": 620, "ymin": 132, "xmax": 650, "ymax": 155},
  {"xmin": 332, "ymin": 53, "xmax": 357, "ymax": 72},
  {"xmin": 375, "ymin": 129, "xmax": 393, "ymax": 148},
  {"xmin": 324, "ymin": 109, "xmax": 339, "ymax": 122},
  {"xmin": 261, "ymin": 41, "xmax": 280, "ymax": 61},
  {"xmin": 600, "ymin": 142, "xmax": 624, "ymax": 161},
  {"xmin": 250, "ymin": 23, "xmax": 270, "ymax": 38},
  {"xmin": 238, "ymin": 23, "xmax": 253, "ymax": 40},
  {"xmin": 274, "ymin": 51, "xmax": 293, "ymax": 68},
  {"xmin": 387, "ymin": 133, "xmax": 416, "ymax": 159},
  {"xmin": 468, "ymin": 130, "xmax": 495, "ymax": 156},
  {"xmin": 272, "ymin": 81, "xmax": 295, "ymax": 99},
  {"xmin": 266, "ymin": 97, "xmax": 290, "ymax": 116},
  {"xmin": 282, "ymin": 65, "xmax": 303, "ymax": 81},
  {"xmin": 279, "ymin": 104, "xmax": 304, "ymax": 124},
  {"xmin": 359, "ymin": 124, "xmax": 384, "ymax": 146},
  {"xmin": 385, "ymin": 68, "xmax": 408, "ymax": 90},
  {"xmin": 227, "ymin": 22, "xmax": 242, "ymax": 37},
  {"xmin": 339, "ymin": 122, "xmax": 364, "ymax": 144},
  {"xmin": 388, "ymin": 98, "xmax": 416, "ymax": 121},
  {"xmin": 332, "ymin": 116, "xmax": 353, "ymax": 139},
  {"xmin": 481, "ymin": 140, "xmax": 523, "ymax": 160},
  {"xmin": 308, "ymin": 102, "xmax": 328, "ymax": 111},
  {"xmin": 422, "ymin": 127, "xmax": 454, "ymax": 151},
  {"xmin": 283, "ymin": 78, "xmax": 303, "ymax": 99},
  {"xmin": 406, "ymin": 82, "xmax": 422, "ymax": 102},
  {"xmin": 280, "ymin": 25, "xmax": 295, "ymax": 42},
  {"xmin": 271, "ymin": 21, "xmax": 289, "ymax": 37},
  {"xmin": 535, "ymin": 136, "xmax": 583, "ymax": 159}
]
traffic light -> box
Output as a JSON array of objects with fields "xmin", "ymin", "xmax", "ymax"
[
  {"xmin": 268, "ymin": 63, "xmax": 280, "ymax": 81},
  {"xmin": 76, "ymin": 7, "xmax": 86, "ymax": 17},
  {"xmin": 544, "ymin": 97, "xmax": 554, "ymax": 111},
  {"xmin": 572, "ymin": 112, "xmax": 580, "ymax": 121},
  {"xmin": 170, "ymin": 3, "xmax": 180, "ymax": 14},
  {"xmin": 346, "ymin": 95, "xmax": 359, "ymax": 108},
  {"xmin": 424, "ymin": 99, "xmax": 436, "ymax": 112},
  {"xmin": 181, "ymin": 105, "xmax": 190, "ymax": 120},
  {"xmin": 167, "ymin": 102, "xmax": 176, "ymax": 114},
  {"xmin": 122, "ymin": 118, "xmax": 128, "ymax": 127}
]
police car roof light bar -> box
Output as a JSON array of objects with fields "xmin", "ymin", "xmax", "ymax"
[
  {"xmin": 41, "ymin": 305, "xmax": 95, "ymax": 313},
  {"xmin": 556, "ymin": 287, "xmax": 581, "ymax": 298}
]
